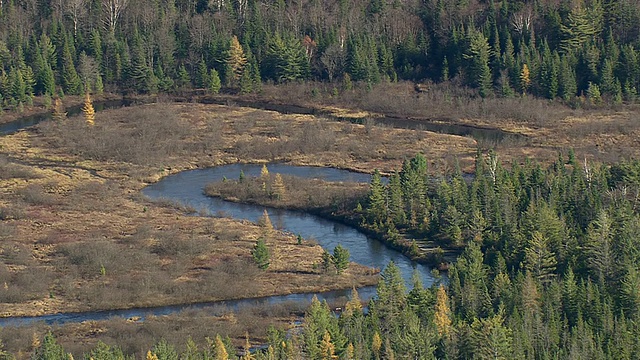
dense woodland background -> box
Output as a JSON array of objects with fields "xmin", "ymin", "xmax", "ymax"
[{"xmin": 2, "ymin": 0, "xmax": 640, "ymax": 106}]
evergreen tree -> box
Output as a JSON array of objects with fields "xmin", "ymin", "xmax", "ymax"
[
  {"xmin": 520, "ymin": 63, "xmax": 531, "ymax": 95},
  {"xmin": 469, "ymin": 312, "xmax": 513, "ymax": 360},
  {"xmin": 252, "ymin": 238, "xmax": 270, "ymax": 269},
  {"xmin": 332, "ymin": 245, "xmax": 350, "ymax": 275},
  {"xmin": 366, "ymin": 170, "xmax": 386, "ymax": 225},
  {"xmin": 524, "ymin": 231, "xmax": 556, "ymax": 285},
  {"xmin": 32, "ymin": 333, "xmax": 68, "ymax": 360},
  {"xmin": 209, "ymin": 68, "xmax": 221, "ymax": 94},
  {"xmin": 196, "ymin": 58, "xmax": 209, "ymax": 88},
  {"xmin": 60, "ymin": 39, "xmax": 82, "ymax": 95},
  {"xmin": 464, "ymin": 30, "xmax": 492, "ymax": 97}
]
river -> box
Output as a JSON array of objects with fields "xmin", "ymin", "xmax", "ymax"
[{"xmin": 0, "ymin": 100, "xmax": 457, "ymax": 327}]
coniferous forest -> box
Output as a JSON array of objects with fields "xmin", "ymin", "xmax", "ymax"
[{"xmin": 1, "ymin": 0, "xmax": 640, "ymax": 105}]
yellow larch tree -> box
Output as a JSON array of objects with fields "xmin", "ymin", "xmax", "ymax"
[
  {"xmin": 343, "ymin": 287, "xmax": 363, "ymax": 317},
  {"xmin": 272, "ymin": 173, "xmax": 286, "ymax": 201},
  {"xmin": 146, "ymin": 351, "xmax": 158, "ymax": 360},
  {"xmin": 227, "ymin": 35, "xmax": 247, "ymax": 85},
  {"xmin": 319, "ymin": 331, "xmax": 337, "ymax": 360},
  {"xmin": 52, "ymin": 97, "xmax": 67, "ymax": 121},
  {"xmin": 372, "ymin": 332, "xmax": 382, "ymax": 360},
  {"xmin": 258, "ymin": 209, "xmax": 274, "ymax": 236},
  {"xmin": 434, "ymin": 284, "xmax": 452, "ymax": 337},
  {"xmin": 520, "ymin": 64, "xmax": 531, "ymax": 95},
  {"xmin": 241, "ymin": 332, "xmax": 254, "ymax": 360},
  {"xmin": 260, "ymin": 164, "xmax": 269, "ymax": 193},
  {"xmin": 345, "ymin": 343, "xmax": 355, "ymax": 360},
  {"xmin": 214, "ymin": 335, "xmax": 228, "ymax": 360},
  {"xmin": 83, "ymin": 92, "xmax": 95, "ymax": 125}
]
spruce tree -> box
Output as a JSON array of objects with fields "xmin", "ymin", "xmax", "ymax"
[
  {"xmin": 332, "ymin": 245, "xmax": 350, "ymax": 275},
  {"xmin": 209, "ymin": 68, "xmax": 221, "ymax": 94},
  {"xmin": 464, "ymin": 30, "xmax": 492, "ymax": 97},
  {"xmin": 60, "ymin": 39, "xmax": 82, "ymax": 95},
  {"xmin": 252, "ymin": 238, "xmax": 270, "ymax": 270}
]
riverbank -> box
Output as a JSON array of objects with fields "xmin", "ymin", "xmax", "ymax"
[{"xmin": 204, "ymin": 173, "xmax": 456, "ymax": 268}]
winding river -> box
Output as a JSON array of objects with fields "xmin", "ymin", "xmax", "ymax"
[{"xmin": 0, "ymin": 100, "xmax": 459, "ymax": 327}]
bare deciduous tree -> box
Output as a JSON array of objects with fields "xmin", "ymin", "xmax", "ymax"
[
  {"xmin": 66, "ymin": 0, "xmax": 87, "ymax": 35},
  {"xmin": 320, "ymin": 44, "xmax": 344, "ymax": 83},
  {"xmin": 103, "ymin": 0, "xmax": 129, "ymax": 34}
]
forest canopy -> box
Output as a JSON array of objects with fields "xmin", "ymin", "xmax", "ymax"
[{"xmin": 1, "ymin": 0, "xmax": 640, "ymax": 106}]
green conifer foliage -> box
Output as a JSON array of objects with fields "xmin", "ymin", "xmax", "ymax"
[
  {"xmin": 252, "ymin": 238, "xmax": 270, "ymax": 270},
  {"xmin": 464, "ymin": 30, "xmax": 492, "ymax": 97}
]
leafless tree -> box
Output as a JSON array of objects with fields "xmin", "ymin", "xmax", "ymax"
[
  {"xmin": 65, "ymin": 0, "xmax": 87, "ymax": 35},
  {"xmin": 320, "ymin": 44, "xmax": 344, "ymax": 83},
  {"xmin": 511, "ymin": 9, "xmax": 532, "ymax": 35},
  {"xmin": 103, "ymin": 0, "xmax": 129, "ymax": 34},
  {"xmin": 78, "ymin": 52, "xmax": 100, "ymax": 89}
]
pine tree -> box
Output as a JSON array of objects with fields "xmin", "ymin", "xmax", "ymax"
[
  {"xmin": 469, "ymin": 312, "xmax": 513, "ymax": 360},
  {"xmin": 600, "ymin": 58, "xmax": 617, "ymax": 96},
  {"xmin": 176, "ymin": 64, "xmax": 191, "ymax": 90},
  {"xmin": 239, "ymin": 67, "xmax": 253, "ymax": 94},
  {"xmin": 196, "ymin": 58, "xmax": 209, "ymax": 88},
  {"xmin": 587, "ymin": 81, "xmax": 602, "ymax": 105},
  {"xmin": 367, "ymin": 170, "xmax": 386, "ymax": 224},
  {"xmin": 83, "ymin": 92, "xmax": 95, "ymax": 126},
  {"xmin": 9, "ymin": 67, "xmax": 26, "ymax": 104},
  {"xmin": 32, "ymin": 333, "xmax": 68, "ymax": 360},
  {"xmin": 252, "ymin": 239, "xmax": 270, "ymax": 270},
  {"xmin": 559, "ymin": 55, "xmax": 577, "ymax": 101},
  {"xmin": 539, "ymin": 43, "xmax": 559, "ymax": 99},
  {"xmin": 39, "ymin": 61, "xmax": 55, "ymax": 96}
]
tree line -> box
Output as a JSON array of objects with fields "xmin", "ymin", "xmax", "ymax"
[{"xmin": 2, "ymin": 0, "xmax": 640, "ymax": 108}]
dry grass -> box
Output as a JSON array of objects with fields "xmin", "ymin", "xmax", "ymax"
[
  {"xmin": 205, "ymin": 174, "xmax": 367, "ymax": 214},
  {"xmin": 2, "ymin": 102, "xmax": 407, "ymax": 318}
]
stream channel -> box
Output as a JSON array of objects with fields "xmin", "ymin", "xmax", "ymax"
[{"xmin": 0, "ymin": 97, "xmax": 479, "ymax": 327}]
